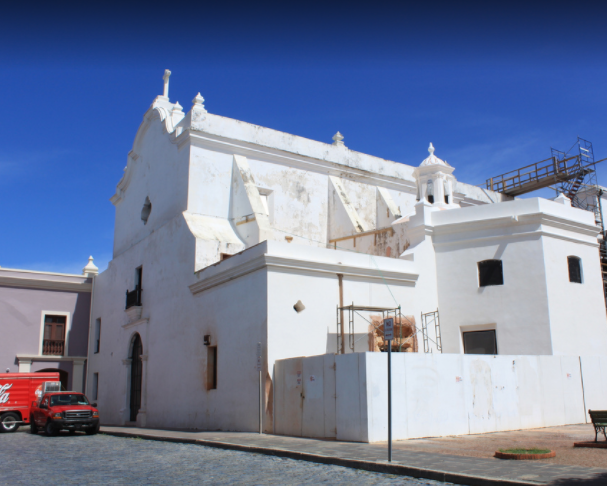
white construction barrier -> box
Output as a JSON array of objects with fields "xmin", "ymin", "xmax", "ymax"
[{"xmin": 274, "ymin": 352, "xmax": 605, "ymax": 442}]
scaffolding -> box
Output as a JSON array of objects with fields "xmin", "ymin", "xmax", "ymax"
[
  {"xmin": 486, "ymin": 137, "xmax": 607, "ymax": 304},
  {"xmin": 551, "ymin": 138, "xmax": 604, "ymax": 231},
  {"xmin": 420, "ymin": 309, "xmax": 442, "ymax": 353},
  {"xmin": 485, "ymin": 137, "xmax": 605, "ymax": 201},
  {"xmin": 336, "ymin": 305, "xmax": 406, "ymax": 353}
]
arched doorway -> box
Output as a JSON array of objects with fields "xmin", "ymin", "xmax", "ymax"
[
  {"xmin": 37, "ymin": 368, "xmax": 68, "ymax": 391},
  {"xmin": 129, "ymin": 334, "xmax": 143, "ymax": 422}
]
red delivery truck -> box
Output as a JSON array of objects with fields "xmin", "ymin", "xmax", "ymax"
[{"xmin": 0, "ymin": 372, "xmax": 61, "ymax": 433}]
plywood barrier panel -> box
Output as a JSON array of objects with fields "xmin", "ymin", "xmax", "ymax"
[
  {"xmin": 274, "ymin": 357, "xmax": 303, "ymax": 436},
  {"xmin": 302, "ymin": 355, "xmax": 325, "ymax": 439}
]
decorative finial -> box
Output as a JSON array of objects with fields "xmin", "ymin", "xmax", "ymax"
[
  {"xmin": 193, "ymin": 92, "xmax": 205, "ymax": 106},
  {"xmin": 332, "ymin": 131, "xmax": 345, "ymax": 146},
  {"xmin": 428, "ymin": 143, "xmax": 435, "ymax": 155},
  {"xmin": 172, "ymin": 101, "xmax": 183, "ymax": 113},
  {"xmin": 82, "ymin": 256, "xmax": 99, "ymax": 277},
  {"xmin": 163, "ymin": 69, "xmax": 171, "ymax": 98},
  {"xmin": 192, "ymin": 93, "xmax": 207, "ymax": 113}
]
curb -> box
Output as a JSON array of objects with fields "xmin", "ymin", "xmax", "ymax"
[
  {"xmin": 101, "ymin": 429, "xmax": 542, "ymax": 486},
  {"xmin": 494, "ymin": 451, "xmax": 555, "ymax": 460},
  {"xmin": 574, "ymin": 442, "xmax": 607, "ymax": 449}
]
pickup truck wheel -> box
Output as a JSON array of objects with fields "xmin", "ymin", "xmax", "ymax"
[
  {"xmin": 0, "ymin": 413, "xmax": 20, "ymax": 433},
  {"xmin": 85, "ymin": 425, "xmax": 99, "ymax": 435},
  {"xmin": 30, "ymin": 421, "xmax": 38, "ymax": 434},
  {"xmin": 44, "ymin": 421, "xmax": 58, "ymax": 437}
]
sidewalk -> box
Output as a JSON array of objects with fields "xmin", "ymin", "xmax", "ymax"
[{"xmin": 101, "ymin": 426, "xmax": 607, "ymax": 486}]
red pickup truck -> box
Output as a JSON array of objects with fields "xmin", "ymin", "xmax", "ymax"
[{"xmin": 30, "ymin": 392, "xmax": 99, "ymax": 436}]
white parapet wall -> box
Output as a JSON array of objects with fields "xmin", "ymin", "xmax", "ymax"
[{"xmin": 274, "ymin": 352, "xmax": 607, "ymax": 443}]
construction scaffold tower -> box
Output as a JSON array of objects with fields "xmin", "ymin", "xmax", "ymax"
[
  {"xmin": 485, "ymin": 137, "xmax": 607, "ymax": 303},
  {"xmin": 336, "ymin": 304, "xmax": 443, "ymax": 354}
]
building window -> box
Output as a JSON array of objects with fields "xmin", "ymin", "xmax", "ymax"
[
  {"xmin": 478, "ymin": 260, "xmax": 504, "ymax": 287},
  {"xmin": 43, "ymin": 315, "xmax": 67, "ymax": 356},
  {"xmin": 463, "ymin": 330, "xmax": 497, "ymax": 355},
  {"xmin": 568, "ymin": 256, "xmax": 582, "ymax": 283},
  {"xmin": 141, "ymin": 196, "xmax": 152, "ymax": 224},
  {"xmin": 126, "ymin": 266, "xmax": 143, "ymax": 309},
  {"xmin": 426, "ymin": 180, "xmax": 434, "ymax": 204},
  {"xmin": 94, "ymin": 318, "xmax": 101, "ymax": 353},
  {"xmin": 92, "ymin": 373, "xmax": 99, "ymax": 401},
  {"xmin": 207, "ymin": 346, "xmax": 217, "ymax": 390}
]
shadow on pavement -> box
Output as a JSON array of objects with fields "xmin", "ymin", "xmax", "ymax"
[{"xmin": 551, "ymin": 472, "xmax": 607, "ymax": 485}]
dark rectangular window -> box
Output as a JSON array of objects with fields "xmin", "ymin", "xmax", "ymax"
[
  {"xmin": 126, "ymin": 266, "xmax": 143, "ymax": 309},
  {"xmin": 94, "ymin": 318, "xmax": 101, "ymax": 353},
  {"xmin": 135, "ymin": 266, "xmax": 143, "ymax": 289},
  {"xmin": 92, "ymin": 372, "xmax": 99, "ymax": 401},
  {"xmin": 463, "ymin": 330, "xmax": 497, "ymax": 355},
  {"xmin": 568, "ymin": 256, "xmax": 582, "ymax": 283},
  {"xmin": 478, "ymin": 260, "xmax": 503, "ymax": 287},
  {"xmin": 207, "ymin": 346, "xmax": 217, "ymax": 390}
]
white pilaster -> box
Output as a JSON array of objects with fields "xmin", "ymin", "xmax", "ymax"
[
  {"xmin": 137, "ymin": 354, "xmax": 148, "ymax": 427},
  {"xmin": 18, "ymin": 359, "xmax": 32, "ymax": 373}
]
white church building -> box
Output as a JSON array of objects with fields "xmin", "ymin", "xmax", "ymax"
[{"xmin": 86, "ymin": 71, "xmax": 607, "ymax": 438}]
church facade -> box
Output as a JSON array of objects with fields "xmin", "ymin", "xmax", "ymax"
[{"xmin": 85, "ymin": 71, "xmax": 607, "ymax": 432}]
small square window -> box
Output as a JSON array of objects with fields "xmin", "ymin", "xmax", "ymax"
[
  {"xmin": 478, "ymin": 260, "xmax": 503, "ymax": 287},
  {"xmin": 463, "ymin": 330, "xmax": 497, "ymax": 355}
]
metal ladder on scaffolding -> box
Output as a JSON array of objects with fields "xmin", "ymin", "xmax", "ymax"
[{"xmin": 420, "ymin": 309, "xmax": 442, "ymax": 353}]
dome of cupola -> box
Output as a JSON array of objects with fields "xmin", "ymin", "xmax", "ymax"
[{"xmin": 419, "ymin": 143, "xmax": 451, "ymax": 167}]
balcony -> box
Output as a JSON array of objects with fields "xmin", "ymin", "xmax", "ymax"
[
  {"xmin": 126, "ymin": 286, "xmax": 142, "ymax": 309},
  {"xmin": 43, "ymin": 339, "xmax": 65, "ymax": 356}
]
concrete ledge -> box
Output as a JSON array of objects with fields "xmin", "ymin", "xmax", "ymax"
[{"xmin": 101, "ymin": 428, "xmax": 540, "ymax": 486}]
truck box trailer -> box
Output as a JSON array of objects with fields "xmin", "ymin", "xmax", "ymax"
[{"xmin": 0, "ymin": 372, "xmax": 61, "ymax": 432}]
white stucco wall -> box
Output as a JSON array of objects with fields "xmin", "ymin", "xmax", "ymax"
[{"xmin": 433, "ymin": 198, "xmax": 606, "ymax": 356}]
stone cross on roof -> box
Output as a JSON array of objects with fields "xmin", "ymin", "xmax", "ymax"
[{"xmin": 163, "ymin": 69, "xmax": 171, "ymax": 99}]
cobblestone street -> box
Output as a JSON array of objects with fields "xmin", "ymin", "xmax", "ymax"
[{"xmin": 1, "ymin": 431, "xmax": 453, "ymax": 485}]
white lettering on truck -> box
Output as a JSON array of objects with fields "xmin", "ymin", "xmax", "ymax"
[{"xmin": 0, "ymin": 383, "xmax": 12, "ymax": 404}]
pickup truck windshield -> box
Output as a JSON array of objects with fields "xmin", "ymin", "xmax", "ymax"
[{"xmin": 49, "ymin": 394, "xmax": 89, "ymax": 406}]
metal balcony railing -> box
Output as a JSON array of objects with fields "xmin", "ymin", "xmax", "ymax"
[
  {"xmin": 43, "ymin": 339, "xmax": 65, "ymax": 356},
  {"xmin": 125, "ymin": 286, "xmax": 142, "ymax": 309}
]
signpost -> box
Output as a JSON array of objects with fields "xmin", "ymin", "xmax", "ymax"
[
  {"xmin": 257, "ymin": 342, "xmax": 262, "ymax": 434},
  {"xmin": 383, "ymin": 318, "xmax": 394, "ymax": 462}
]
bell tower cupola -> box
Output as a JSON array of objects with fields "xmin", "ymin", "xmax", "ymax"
[{"xmin": 413, "ymin": 143, "xmax": 458, "ymax": 207}]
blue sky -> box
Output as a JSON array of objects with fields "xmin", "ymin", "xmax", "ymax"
[{"xmin": 1, "ymin": 1, "xmax": 606, "ymax": 274}]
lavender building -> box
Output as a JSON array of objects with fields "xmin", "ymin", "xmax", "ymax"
[{"xmin": 0, "ymin": 257, "xmax": 98, "ymax": 391}]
